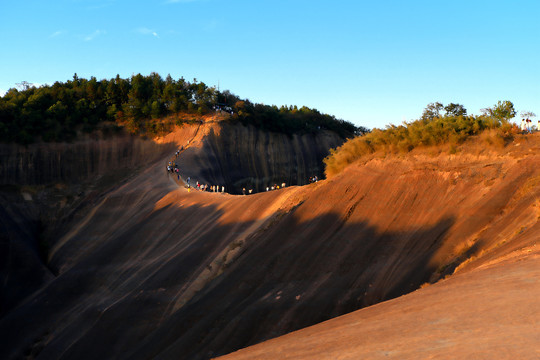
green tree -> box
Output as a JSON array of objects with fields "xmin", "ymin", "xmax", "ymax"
[
  {"xmin": 162, "ymin": 78, "xmax": 176, "ymax": 110},
  {"xmin": 421, "ymin": 102, "xmax": 443, "ymax": 120},
  {"xmin": 47, "ymin": 100, "xmax": 68, "ymax": 121},
  {"xmin": 444, "ymin": 103, "xmax": 467, "ymax": 117},
  {"xmin": 86, "ymin": 77, "xmax": 99, "ymax": 101},
  {"xmin": 151, "ymin": 100, "xmax": 164, "ymax": 119},
  {"xmin": 149, "ymin": 72, "xmax": 163, "ymax": 101},
  {"xmin": 482, "ymin": 100, "xmax": 516, "ymax": 122}
]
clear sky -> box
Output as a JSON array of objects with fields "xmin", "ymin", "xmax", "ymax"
[{"xmin": 1, "ymin": 0, "xmax": 538, "ymax": 129}]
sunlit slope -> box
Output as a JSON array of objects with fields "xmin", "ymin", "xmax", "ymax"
[
  {"xmin": 218, "ymin": 247, "xmax": 540, "ymax": 359},
  {"xmin": 2, "ymin": 134, "xmax": 540, "ymax": 360}
]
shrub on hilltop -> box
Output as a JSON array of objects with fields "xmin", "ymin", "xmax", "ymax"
[{"xmin": 324, "ymin": 101, "xmax": 519, "ymax": 178}]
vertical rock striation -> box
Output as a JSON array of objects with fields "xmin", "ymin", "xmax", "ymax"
[
  {"xmin": 177, "ymin": 123, "xmax": 344, "ymax": 193},
  {"xmin": 0, "ymin": 134, "xmax": 173, "ymax": 185}
]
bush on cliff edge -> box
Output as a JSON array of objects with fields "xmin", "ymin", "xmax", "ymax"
[{"xmin": 324, "ymin": 110, "xmax": 518, "ymax": 178}]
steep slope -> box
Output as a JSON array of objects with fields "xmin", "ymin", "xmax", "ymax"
[
  {"xmin": 0, "ymin": 133, "xmax": 540, "ymax": 359},
  {"xmin": 1, "ymin": 131, "xmax": 539, "ymax": 359},
  {"xmin": 0, "ymin": 190, "xmax": 54, "ymax": 316},
  {"xmin": 218, "ymin": 247, "xmax": 540, "ymax": 359},
  {"xmin": 0, "ymin": 121, "xmax": 343, "ymax": 316},
  {"xmin": 129, "ymin": 147, "xmax": 540, "ymax": 360},
  {"xmin": 0, "ymin": 133, "xmax": 174, "ymax": 185},
  {"xmin": 0, "ymin": 132, "xmax": 175, "ymax": 317}
]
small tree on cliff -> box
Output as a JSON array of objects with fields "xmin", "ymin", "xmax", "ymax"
[
  {"xmin": 444, "ymin": 103, "xmax": 467, "ymax": 117},
  {"xmin": 420, "ymin": 102, "xmax": 444, "ymax": 120},
  {"xmin": 481, "ymin": 100, "xmax": 516, "ymax": 122}
]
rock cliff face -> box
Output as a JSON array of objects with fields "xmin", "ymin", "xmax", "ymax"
[
  {"xmin": 0, "ymin": 134, "xmax": 173, "ymax": 185},
  {"xmin": 0, "ymin": 122, "xmax": 344, "ymax": 316},
  {"xmin": 165, "ymin": 122, "xmax": 344, "ymax": 193},
  {"xmin": 0, "ymin": 134, "xmax": 175, "ymax": 317},
  {"xmin": 0, "ymin": 122, "xmax": 343, "ymax": 193}
]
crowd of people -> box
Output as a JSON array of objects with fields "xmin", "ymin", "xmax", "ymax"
[
  {"xmin": 193, "ymin": 179, "xmax": 225, "ymax": 193},
  {"xmin": 167, "ymin": 146, "xmax": 229, "ymax": 194},
  {"xmin": 520, "ymin": 118, "xmax": 539, "ymax": 133},
  {"xmin": 167, "ymin": 160, "xmax": 181, "ymax": 180}
]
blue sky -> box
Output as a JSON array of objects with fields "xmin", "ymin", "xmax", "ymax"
[{"xmin": 1, "ymin": 0, "xmax": 538, "ymax": 129}]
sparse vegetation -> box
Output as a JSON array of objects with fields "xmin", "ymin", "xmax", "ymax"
[
  {"xmin": 480, "ymin": 129, "xmax": 507, "ymax": 148},
  {"xmin": 324, "ymin": 101, "xmax": 520, "ymax": 177}
]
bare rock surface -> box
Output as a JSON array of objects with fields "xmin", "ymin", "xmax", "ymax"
[
  {"xmin": 218, "ymin": 250, "xmax": 540, "ymax": 359},
  {"xmin": 1, "ymin": 128, "xmax": 540, "ymax": 360},
  {"xmin": 162, "ymin": 122, "xmax": 344, "ymax": 193}
]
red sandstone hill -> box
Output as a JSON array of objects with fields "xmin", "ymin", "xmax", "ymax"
[{"xmin": 1, "ymin": 125, "xmax": 540, "ymax": 359}]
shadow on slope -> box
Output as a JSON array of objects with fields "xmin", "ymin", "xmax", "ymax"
[
  {"xmin": 0, "ymin": 191, "xmax": 54, "ymax": 317},
  {"xmin": 127, "ymin": 213, "xmax": 455, "ymax": 360},
  {"xmin": 0, "ymin": 187, "xmax": 455, "ymax": 360}
]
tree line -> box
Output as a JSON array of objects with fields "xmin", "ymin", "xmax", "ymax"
[{"xmin": 0, "ymin": 73, "xmax": 362, "ymax": 144}]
